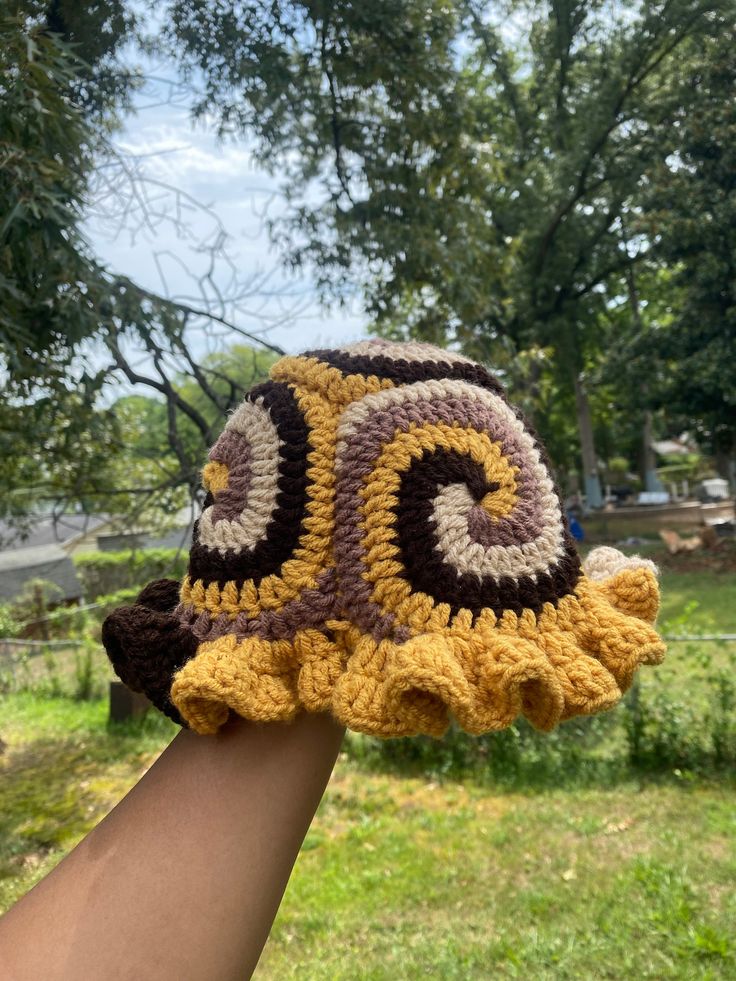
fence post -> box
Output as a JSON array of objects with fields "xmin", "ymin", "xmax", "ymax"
[{"xmin": 109, "ymin": 681, "xmax": 152, "ymax": 723}]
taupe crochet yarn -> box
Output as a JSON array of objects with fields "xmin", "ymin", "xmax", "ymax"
[{"xmin": 102, "ymin": 340, "xmax": 666, "ymax": 738}]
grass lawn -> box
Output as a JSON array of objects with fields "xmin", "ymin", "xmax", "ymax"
[
  {"xmin": 1, "ymin": 556, "xmax": 734, "ymax": 978},
  {"xmin": 261, "ymin": 771, "xmax": 736, "ymax": 979},
  {"xmin": 0, "ymin": 695, "xmax": 734, "ymax": 979},
  {"xmin": 0, "ymin": 695, "xmax": 177, "ymax": 911},
  {"xmin": 659, "ymin": 571, "xmax": 735, "ymax": 632}
]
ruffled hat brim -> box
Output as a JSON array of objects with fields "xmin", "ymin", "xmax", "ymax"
[{"xmin": 167, "ymin": 557, "xmax": 665, "ymax": 738}]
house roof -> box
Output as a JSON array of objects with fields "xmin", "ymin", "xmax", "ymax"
[
  {"xmin": 652, "ymin": 437, "xmax": 697, "ymax": 457},
  {"xmin": 0, "ymin": 514, "xmax": 109, "ymax": 551},
  {"xmin": 0, "ymin": 544, "xmax": 82, "ymax": 602}
]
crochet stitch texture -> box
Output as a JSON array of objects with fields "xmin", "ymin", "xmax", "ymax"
[{"xmin": 101, "ymin": 340, "xmax": 666, "ymax": 738}]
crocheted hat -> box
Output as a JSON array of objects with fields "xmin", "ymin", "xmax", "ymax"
[{"xmin": 102, "ymin": 340, "xmax": 666, "ymax": 738}]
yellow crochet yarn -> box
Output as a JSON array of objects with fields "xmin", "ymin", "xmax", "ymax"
[{"xmin": 102, "ymin": 340, "xmax": 666, "ymax": 737}]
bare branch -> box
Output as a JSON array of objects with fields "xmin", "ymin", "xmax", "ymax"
[
  {"xmin": 115, "ymin": 278, "xmax": 287, "ymax": 357},
  {"xmin": 104, "ymin": 324, "xmax": 212, "ymax": 438}
]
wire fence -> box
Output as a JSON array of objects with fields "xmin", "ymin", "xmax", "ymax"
[{"xmin": 1, "ymin": 632, "xmax": 734, "ymax": 665}]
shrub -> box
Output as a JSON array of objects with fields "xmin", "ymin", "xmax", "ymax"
[
  {"xmin": 344, "ymin": 645, "xmax": 736, "ymax": 783},
  {"xmin": 0, "ymin": 602, "xmax": 19, "ymax": 639},
  {"xmin": 345, "ymin": 710, "xmax": 622, "ymax": 787},
  {"xmin": 73, "ymin": 641, "xmax": 97, "ymax": 701},
  {"xmin": 11, "ymin": 578, "xmax": 64, "ymax": 637},
  {"xmin": 709, "ymin": 672, "xmax": 736, "ymax": 767},
  {"xmin": 623, "ymin": 680, "xmax": 709, "ymax": 770},
  {"xmin": 74, "ymin": 548, "xmax": 188, "ymax": 600}
]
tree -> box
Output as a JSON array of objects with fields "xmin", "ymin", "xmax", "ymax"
[
  {"xmin": 1, "ymin": 342, "xmax": 276, "ymax": 548},
  {"xmin": 641, "ymin": 30, "xmax": 736, "ymax": 486},
  {"xmin": 163, "ymin": 0, "xmax": 733, "ymax": 506},
  {"xmin": 104, "ymin": 344, "xmax": 276, "ymax": 512},
  {"xmin": 5, "ymin": 2, "xmax": 734, "ymax": 523},
  {"xmin": 9, "ymin": 0, "xmax": 137, "ymax": 117},
  {"xmin": 0, "ymin": 15, "xmax": 104, "ymax": 384},
  {"xmin": 0, "ymin": 11, "xmax": 289, "ymax": 537},
  {"xmin": 594, "ymin": 263, "xmax": 680, "ymax": 491}
]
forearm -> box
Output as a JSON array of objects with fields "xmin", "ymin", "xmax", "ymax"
[{"xmin": 0, "ymin": 710, "xmax": 345, "ymax": 981}]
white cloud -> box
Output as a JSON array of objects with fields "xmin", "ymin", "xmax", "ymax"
[{"xmin": 84, "ymin": 73, "xmax": 369, "ymax": 356}]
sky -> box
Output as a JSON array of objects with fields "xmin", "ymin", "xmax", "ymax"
[{"xmin": 83, "ymin": 66, "xmax": 369, "ymax": 358}]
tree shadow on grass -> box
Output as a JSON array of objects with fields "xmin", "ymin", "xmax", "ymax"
[{"xmin": 0, "ymin": 715, "xmax": 175, "ymax": 892}]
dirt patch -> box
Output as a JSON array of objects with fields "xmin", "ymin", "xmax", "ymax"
[{"xmin": 658, "ymin": 539, "xmax": 736, "ymax": 573}]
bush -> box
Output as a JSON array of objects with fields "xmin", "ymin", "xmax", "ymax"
[
  {"xmin": 0, "ymin": 602, "xmax": 19, "ymax": 639},
  {"xmin": 74, "ymin": 548, "xmax": 188, "ymax": 600},
  {"xmin": 345, "ymin": 710, "xmax": 622, "ymax": 788},
  {"xmin": 73, "ymin": 641, "xmax": 97, "ymax": 701},
  {"xmin": 624, "ymin": 679, "xmax": 708, "ymax": 770},
  {"xmin": 92, "ymin": 586, "xmax": 142, "ymax": 616},
  {"xmin": 10, "ymin": 578, "xmax": 64, "ymax": 637},
  {"xmin": 709, "ymin": 673, "xmax": 736, "ymax": 767},
  {"xmin": 344, "ymin": 645, "xmax": 736, "ymax": 784}
]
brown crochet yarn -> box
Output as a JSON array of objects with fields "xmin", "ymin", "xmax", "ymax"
[
  {"xmin": 101, "ymin": 579, "xmax": 197, "ymax": 724},
  {"xmin": 101, "ymin": 340, "xmax": 666, "ymax": 738}
]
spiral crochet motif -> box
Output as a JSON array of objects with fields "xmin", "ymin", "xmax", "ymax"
[
  {"xmin": 101, "ymin": 338, "xmax": 666, "ymax": 738},
  {"xmin": 333, "ymin": 378, "xmax": 581, "ymax": 626}
]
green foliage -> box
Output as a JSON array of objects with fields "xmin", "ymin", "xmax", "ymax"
[
  {"xmin": 174, "ymin": 344, "xmax": 277, "ymax": 437},
  {"xmin": 160, "ymin": 0, "xmax": 735, "ymax": 489},
  {"xmin": 6, "ymin": 0, "xmax": 136, "ymax": 119},
  {"xmin": 10, "ymin": 578, "xmax": 63, "ymax": 631},
  {"xmin": 2, "ymin": 339, "xmax": 275, "ymax": 541},
  {"xmin": 163, "ymin": 1, "xmax": 725, "ymax": 338},
  {"xmin": 0, "ymin": 15, "xmax": 136, "ymax": 533},
  {"xmin": 72, "ymin": 641, "xmax": 98, "ymax": 701},
  {"xmin": 347, "ymin": 712, "xmax": 619, "ymax": 787},
  {"xmin": 348, "ymin": 657, "xmax": 736, "ymax": 786},
  {"xmin": 0, "ymin": 12, "xmax": 278, "ymax": 536},
  {"xmin": 348, "ymin": 586, "xmax": 736, "ymax": 784},
  {"xmin": 656, "ymin": 453, "xmax": 712, "ymax": 485},
  {"xmin": 0, "ymin": 16, "xmax": 98, "ymax": 369},
  {"xmin": 641, "ymin": 30, "xmax": 736, "ymax": 461},
  {"xmin": 0, "ymin": 632, "xmax": 112, "ymax": 698},
  {"xmin": 39, "ymin": 648, "xmax": 64, "ymax": 698},
  {"xmin": 87, "ymin": 394, "xmax": 190, "ymax": 526},
  {"xmin": 74, "ymin": 548, "xmax": 188, "ymax": 600},
  {"xmin": 625, "ymin": 679, "xmax": 707, "ymax": 771},
  {"xmin": 3, "ymin": 693, "xmax": 735, "ymax": 977},
  {"xmin": 0, "ymin": 603, "xmax": 20, "ymax": 639},
  {"xmin": 3, "ymin": 2, "xmax": 733, "ymax": 524},
  {"xmin": 709, "ymin": 673, "xmax": 736, "ymax": 767},
  {"xmin": 88, "ymin": 585, "xmax": 141, "ymax": 615}
]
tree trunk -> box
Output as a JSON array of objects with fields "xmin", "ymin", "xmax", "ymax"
[
  {"xmin": 572, "ymin": 370, "xmax": 603, "ymax": 509},
  {"xmin": 642, "ymin": 409, "xmax": 664, "ymax": 493},
  {"xmin": 715, "ymin": 440, "xmax": 736, "ymax": 495},
  {"xmin": 625, "ymin": 259, "xmax": 662, "ymax": 493}
]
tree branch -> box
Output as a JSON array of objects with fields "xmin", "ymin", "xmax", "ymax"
[
  {"xmin": 104, "ymin": 325, "xmax": 212, "ymax": 439},
  {"xmin": 114, "ymin": 277, "xmax": 286, "ymax": 356},
  {"xmin": 532, "ymin": 0, "xmax": 717, "ymax": 283},
  {"xmin": 319, "ymin": 13, "xmax": 356, "ymax": 206},
  {"xmin": 464, "ymin": 1, "xmax": 528, "ymax": 158}
]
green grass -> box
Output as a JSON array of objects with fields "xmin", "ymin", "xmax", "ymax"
[
  {"xmin": 0, "ymin": 695, "xmax": 176, "ymax": 910},
  {"xmin": 1, "ymin": 694, "xmax": 733, "ymax": 979},
  {"xmin": 659, "ymin": 571, "xmax": 735, "ymax": 632},
  {"xmin": 257, "ymin": 770, "xmax": 736, "ymax": 979},
  {"xmin": 654, "ymin": 567, "xmax": 735, "ymax": 707},
  {"xmin": 1, "ymin": 560, "xmax": 735, "ymax": 977}
]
